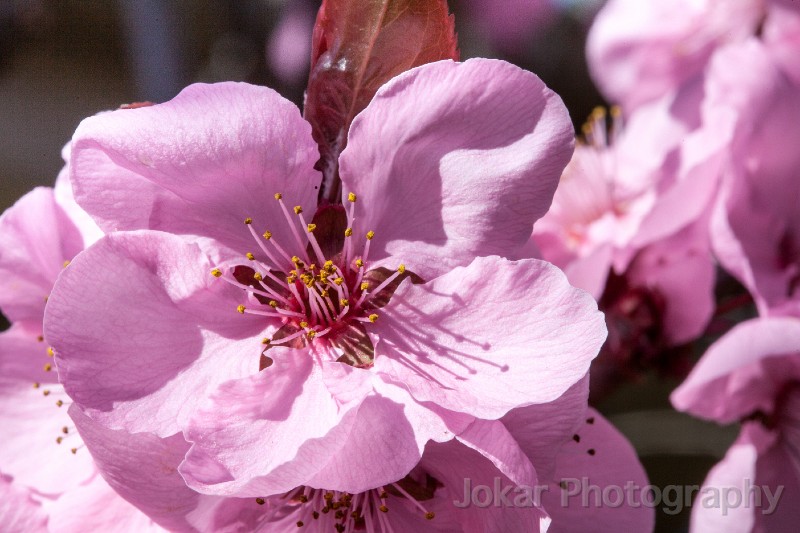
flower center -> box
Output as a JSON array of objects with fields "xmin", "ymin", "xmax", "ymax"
[
  {"xmin": 255, "ymin": 476, "xmax": 439, "ymax": 532},
  {"xmin": 212, "ymin": 193, "xmax": 412, "ymax": 369}
]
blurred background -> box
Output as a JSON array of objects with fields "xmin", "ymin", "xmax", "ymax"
[{"xmin": 0, "ymin": 1, "xmax": 738, "ymax": 531}]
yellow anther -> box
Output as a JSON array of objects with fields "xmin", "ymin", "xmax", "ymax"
[
  {"xmin": 397, "ymin": 264, "xmax": 406, "ymax": 274},
  {"xmin": 36, "ymin": 335, "xmax": 44, "ymax": 342},
  {"xmin": 33, "ymin": 382, "xmax": 40, "ymax": 389},
  {"xmin": 347, "ymin": 192, "xmax": 357, "ymax": 202},
  {"xmin": 344, "ymin": 227, "xmax": 353, "ymax": 237},
  {"xmin": 274, "ymin": 193, "xmax": 283, "ymax": 200},
  {"xmin": 287, "ymin": 275, "xmax": 297, "ymax": 283},
  {"xmin": 293, "ymin": 206, "xmax": 303, "ymax": 214},
  {"xmin": 211, "ymin": 268, "xmax": 223, "ymax": 278},
  {"xmin": 253, "ymin": 272, "xmax": 263, "ymax": 281},
  {"xmin": 591, "ymin": 106, "xmax": 606, "ymax": 118},
  {"xmin": 47, "ymin": 346, "xmax": 54, "ymax": 357},
  {"xmin": 307, "ymin": 330, "xmax": 317, "ymax": 339},
  {"xmin": 360, "ymin": 282, "xmax": 369, "ymax": 291},
  {"xmin": 307, "ymin": 223, "xmax": 317, "ymax": 232},
  {"xmin": 320, "ymin": 290, "xmax": 329, "ymax": 298},
  {"xmin": 43, "ymin": 390, "xmax": 50, "ymax": 396},
  {"xmin": 62, "ymin": 427, "xmax": 69, "ymax": 434},
  {"xmin": 70, "ymin": 448, "xmax": 77, "ymax": 454},
  {"xmin": 44, "ymin": 363, "xmax": 52, "ymax": 372},
  {"xmin": 366, "ymin": 230, "xmax": 375, "ymax": 240},
  {"xmin": 56, "ymin": 400, "xmax": 63, "ymax": 407},
  {"xmin": 289, "ymin": 269, "xmax": 298, "ymax": 276},
  {"xmin": 610, "ymin": 105, "xmax": 622, "ymax": 118},
  {"xmin": 355, "ymin": 259, "xmax": 364, "ymax": 268},
  {"xmin": 56, "ymin": 437, "xmax": 63, "ymax": 444},
  {"xmin": 425, "ymin": 512, "xmax": 435, "ymax": 520},
  {"xmin": 236, "ymin": 305, "xmax": 246, "ymax": 314},
  {"xmin": 292, "ymin": 256, "xmax": 301, "ymax": 264},
  {"xmin": 263, "ymin": 230, "xmax": 272, "ymax": 240},
  {"xmin": 300, "ymin": 321, "xmax": 309, "ymax": 329},
  {"xmin": 244, "ymin": 217, "xmax": 253, "ymax": 225},
  {"xmin": 323, "ymin": 260, "xmax": 334, "ymax": 270},
  {"xmin": 340, "ymin": 298, "xmax": 349, "ymax": 307},
  {"xmin": 261, "ymin": 338, "xmax": 271, "ymax": 345},
  {"xmin": 368, "ymin": 314, "xmax": 379, "ymax": 323},
  {"xmin": 256, "ymin": 498, "xmax": 266, "ymax": 505},
  {"xmin": 62, "ymin": 260, "xmax": 71, "ymax": 268},
  {"xmin": 333, "ymin": 277, "xmax": 344, "ymax": 286},
  {"xmin": 246, "ymin": 252, "xmax": 255, "ymax": 261},
  {"xmin": 308, "ymin": 263, "xmax": 317, "ymax": 271},
  {"xmin": 379, "ymin": 505, "xmax": 388, "ymax": 513},
  {"xmin": 268, "ymin": 300, "xmax": 278, "ymax": 308}
]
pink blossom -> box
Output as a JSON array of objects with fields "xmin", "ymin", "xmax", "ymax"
[
  {"xmin": 67, "ymin": 374, "xmax": 651, "ymax": 532},
  {"xmin": 0, "ymin": 170, "xmax": 162, "ymax": 530},
  {"xmin": 45, "ymin": 59, "xmax": 607, "ymax": 498},
  {"xmin": 708, "ymin": 40, "xmax": 800, "ymax": 318},
  {"xmin": 587, "ymin": 0, "xmax": 764, "ymax": 111},
  {"xmin": 532, "ymin": 105, "xmax": 715, "ymax": 397},
  {"xmin": 672, "ymin": 317, "xmax": 800, "ymax": 530}
]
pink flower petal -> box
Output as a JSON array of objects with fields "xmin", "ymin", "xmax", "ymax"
[
  {"xmin": 0, "ymin": 378, "xmax": 95, "ymax": 495},
  {"xmin": 373, "ymin": 256, "xmax": 606, "ymax": 419},
  {"xmin": 70, "ymin": 406, "xmax": 268, "ymax": 532},
  {"xmin": 502, "ymin": 376, "xmax": 590, "ymax": 481},
  {"xmin": 44, "ymin": 231, "xmax": 264, "ymax": 436},
  {"xmin": 542, "ymin": 410, "xmax": 654, "ymax": 532},
  {"xmin": 672, "ymin": 317, "xmax": 800, "ymax": 423},
  {"xmin": 0, "ymin": 472, "xmax": 48, "ymax": 533},
  {"xmin": 0, "ymin": 187, "xmax": 83, "ymax": 323},
  {"xmin": 43, "ymin": 473, "xmax": 164, "ymax": 533},
  {"xmin": 340, "ymin": 58, "xmax": 573, "ymax": 281},
  {"xmin": 70, "ymin": 82, "xmax": 320, "ymax": 258},
  {"xmin": 0, "ymin": 325, "xmax": 55, "ymax": 385}
]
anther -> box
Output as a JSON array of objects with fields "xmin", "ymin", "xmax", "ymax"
[
  {"xmin": 56, "ymin": 400, "xmax": 63, "ymax": 407},
  {"xmin": 70, "ymin": 448, "xmax": 77, "ymax": 454},
  {"xmin": 348, "ymin": 192, "xmax": 357, "ymax": 203},
  {"xmin": 33, "ymin": 382, "xmax": 40, "ymax": 389},
  {"xmin": 293, "ymin": 206, "xmax": 303, "ymax": 214},
  {"xmin": 397, "ymin": 264, "xmax": 405, "ymax": 274},
  {"xmin": 366, "ymin": 231, "xmax": 375, "ymax": 240},
  {"xmin": 63, "ymin": 260, "xmax": 71, "ymax": 268},
  {"xmin": 300, "ymin": 321, "xmax": 309, "ymax": 329},
  {"xmin": 274, "ymin": 193, "xmax": 282, "ymax": 200},
  {"xmin": 368, "ymin": 314, "xmax": 378, "ymax": 323},
  {"xmin": 211, "ymin": 268, "xmax": 222, "ymax": 278},
  {"xmin": 344, "ymin": 228, "xmax": 353, "ymax": 237},
  {"xmin": 244, "ymin": 217, "xmax": 253, "ymax": 225},
  {"xmin": 237, "ymin": 305, "xmax": 246, "ymax": 314},
  {"xmin": 360, "ymin": 282, "xmax": 369, "ymax": 291},
  {"xmin": 262, "ymin": 338, "xmax": 271, "ymax": 345},
  {"xmin": 379, "ymin": 505, "xmax": 388, "ymax": 513},
  {"xmin": 253, "ymin": 272, "xmax": 263, "ymax": 281},
  {"xmin": 36, "ymin": 335, "xmax": 44, "ymax": 342},
  {"xmin": 44, "ymin": 363, "xmax": 52, "ymax": 372},
  {"xmin": 355, "ymin": 259, "xmax": 363, "ymax": 268},
  {"xmin": 340, "ymin": 298, "xmax": 349, "ymax": 307},
  {"xmin": 425, "ymin": 512, "xmax": 435, "ymax": 520},
  {"xmin": 256, "ymin": 498, "xmax": 265, "ymax": 505},
  {"xmin": 246, "ymin": 252, "xmax": 255, "ymax": 261},
  {"xmin": 47, "ymin": 347, "xmax": 54, "ymax": 357},
  {"xmin": 307, "ymin": 331, "xmax": 316, "ymax": 339},
  {"xmin": 306, "ymin": 223, "xmax": 317, "ymax": 233},
  {"xmin": 263, "ymin": 230, "xmax": 272, "ymax": 240},
  {"xmin": 62, "ymin": 427, "xmax": 69, "ymax": 434},
  {"xmin": 269, "ymin": 300, "xmax": 278, "ymax": 308},
  {"xmin": 333, "ymin": 277, "xmax": 344, "ymax": 286},
  {"xmin": 43, "ymin": 390, "xmax": 50, "ymax": 396}
]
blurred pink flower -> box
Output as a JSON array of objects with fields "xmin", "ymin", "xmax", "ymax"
[
  {"xmin": 0, "ymin": 161, "xmax": 161, "ymax": 531},
  {"xmin": 672, "ymin": 317, "xmax": 800, "ymax": 530},
  {"xmin": 46, "ymin": 59, "xmax": 607, "ymax": 498}
]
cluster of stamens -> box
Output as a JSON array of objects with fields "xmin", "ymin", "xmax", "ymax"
[
  {"xmin": 256, "ymin": 484, "xmax": 435, "ymax": 532},
  {"xmin": 211, "ymin": 192, "xmax": 405, "ymax": 362}
]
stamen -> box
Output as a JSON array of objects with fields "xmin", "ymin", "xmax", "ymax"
[
  {"xmin": 276, "ymin": 197, "xmax": 311, "ymax": 263},
  {"xmin": 296, "ymin": 210, "xmax": 327, "ymax": 265}
]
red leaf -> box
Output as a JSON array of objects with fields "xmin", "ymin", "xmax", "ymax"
[{"xmin": 305, "ymin": 0, "xmax": 458, "ymax": 203}]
